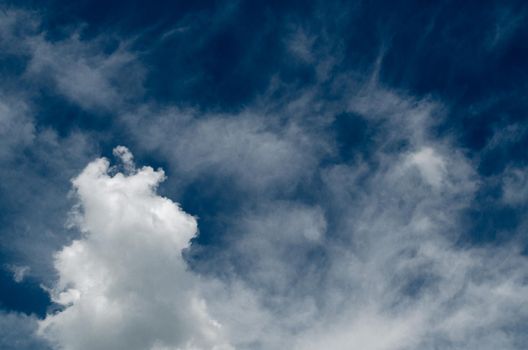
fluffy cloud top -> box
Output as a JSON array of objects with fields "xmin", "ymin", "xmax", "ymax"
[{"xmin": 38, "ymin": 147, "xmax": 232, "ymax": 350}]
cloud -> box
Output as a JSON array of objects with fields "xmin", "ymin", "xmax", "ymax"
[
  {"xmin": 7, "ymin": 265, "xmax": 31, "ymax": 283},
  {"xmin": 502, "ymin": 166, "xmax": 528, "ymax": 206},
  {"xmin": 0, "ymin": 10, "xmax": 109, "ymax": 279},
  {"xmin": 287, "ymin": 28, "xmax": 316, "ymax": 63},
  {"xmin": 1, "ymin": 5, "xmax": 528, "ymax": 350},
  {"xmin": 35, "ymin": 136, "xmax": 528, "ymax": 350},
  {"xmin": 0, "ymin": 312, "xmax": 51, "ymax": 350},
  {"xmin": 193, "ymin": 82, "xmax": 527, "ymax": 349},
  {"xmin": 112, "ymin": 145, "xmax": 135, "ymax": 173},
  {"xmin": 299, "ymin": 155, "xmax": 527, "ymax": 349},
  {"xmin": 25, "ymin": 33, "xmax": 143, "ymax": 111},
  {"xmin": 0, "ymin": 97, "xmax": 35, "ymax": 161},
  {"xmin": 0, "ymin": 127, "xmax": 97, "ymax": 280},
  {"xmin": 230, "ymin": 201, "xmax": 327, "ymax": 292},
  {"xmin": 406, "ymin": 147, "xmax": 447, "ymax": 188},
  {"xmin": 123, "ymin": 106, "xmax": 323, "ymax": 193},
  {"xmin": 487, "ymin": 6, "xmax": 525, "ymax": 50},
  {"xmin": 38, "ymin": 147, "xmax": 232, "ymax": 350},
  {"xmin": 0, "ymin": 8, "xmax": 143, "ymax": 112}
]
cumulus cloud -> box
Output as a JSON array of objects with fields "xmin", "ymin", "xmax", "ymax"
[
  {"xmin": 101, "ymin": 68, "xmax": 528, "ymax": 350},
  {"xmin": 38, "ymin": 147, "xmax": 232, "ymax": 350},
  {"xmin": 112, "ymin": 145, "xmax": 136, "ymax": 173},
  {"xmin": 37, "ymin": 139, "xmax": 528, "ymax": 350}
]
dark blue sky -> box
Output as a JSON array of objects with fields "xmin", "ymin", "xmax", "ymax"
[{"xmin": 1, "ymin": 1, "xmax": 528, "ymax": 349}]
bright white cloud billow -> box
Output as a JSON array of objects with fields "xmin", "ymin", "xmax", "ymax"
[{"xmin": 38, "ymin": 147, "xmax": 232, "ymax": 350}]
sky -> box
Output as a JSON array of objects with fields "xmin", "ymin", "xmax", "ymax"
[{"xmin": 1, "ymin": 0, "xmax": 528, "ymax": 349}]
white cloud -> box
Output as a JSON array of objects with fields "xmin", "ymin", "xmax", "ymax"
[
  {"xmin": 26, "ymin": 72, "xmax": 528, "ymax": 350},
  {"xmin": 0, "ymin": 127, "xmax": 97, "ymax": 280},
  {"xmin": 230, "ymin": 202, "xmax": 327, "ymax": 293},
  {"xmin": 0, "ymin": 312, "xmax": 51, "ymax": 350},
  {"xmin": 502, "ymin": 166, "xmax": 528, "ymax": 205},
  {"xmin": 26, "ymin": 33, "xmax": 142, "ymax": 111},
  {"xmin": 0, "ymin": 9, "xmax": 143, "ymax": 112},
  {"xmin": 194, "ymin": 83, "xmax": 526, "ymax": 349},
  {"xmin": 288, "ymin": 137, "xmax": 527, "ymax": 349},
  {"xmin": 287, "ymin": 28, "xmax": 316, "ymax": 63},
  {"xmin": 406, "ymin": 147, "xmax": 447, "ymax": 188},
  {"xmin": 7, "ymin": 264, "xmax": 31, "ymax": 283},
  {"xmin": 123, "ymin": 107, "xmax": 322, "ymax": 193},
  {"xmin": 487, "ymin": 7, "xmax": 525, "ymax": 50},
  {"xmin": 112, "ymin": 144, "xmax": 135, "ymax": 173},
  {"xmin": 1, "ymin": 8, "xmax": 527, "ymax": 349},
  {"xmin": 38, "ymin": 147, "xmax": 232, "ymax": 350},
  {"xmin": 0, "ymin": 97, "xmax": 35, "ymax": 160}
]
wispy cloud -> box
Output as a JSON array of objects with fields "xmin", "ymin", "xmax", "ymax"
[{"xmin": 0, "ymin": 9, "xmax": 143, "ymax": 112}]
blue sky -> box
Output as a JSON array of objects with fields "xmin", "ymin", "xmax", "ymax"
[{"xmin": 1, "ymin": 1, "xmax": 528, "ymax": 349}]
